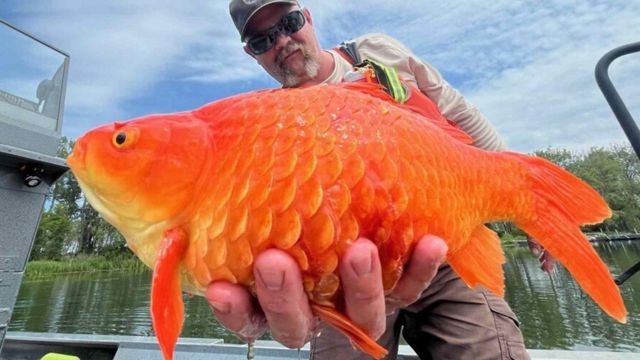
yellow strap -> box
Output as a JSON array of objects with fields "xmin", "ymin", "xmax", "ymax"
[{"xmin": 362, "ymin": 59, "xmax": 408, "ymax": 103}]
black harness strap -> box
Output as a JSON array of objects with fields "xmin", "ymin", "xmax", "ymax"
[{"xmin": 337, "ymin": 40, "xmax": 362, "ymax": 65}]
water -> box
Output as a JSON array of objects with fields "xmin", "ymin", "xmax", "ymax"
[{"xmin": 8, "ymin": 241, "xmax": 640, "ymax": 351}]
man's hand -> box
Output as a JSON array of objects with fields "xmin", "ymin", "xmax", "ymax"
[
  {"xmin": 205, "ymin": 235, "xmax": 447, "ymax": 348},
  {"xmin": 527, "ymin": 236, "xmax": 556, "ymax": 272}
]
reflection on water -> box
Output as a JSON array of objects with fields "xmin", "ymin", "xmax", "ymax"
[
  {"xmin": 9, "ymin": 241, "xmax": 640, "ymax": 351},
  {"xmin": 504, "ymin": 241, "xmax": 640, "ymax": 351}
]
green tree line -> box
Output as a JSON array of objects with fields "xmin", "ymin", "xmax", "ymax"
[
  {"xmin": 30, "ymin": 138, "xmax": 640, "ymax": 261},
  {"xmin": 30, "ymin": 137, "xmax": 128, "ymax": 261}
]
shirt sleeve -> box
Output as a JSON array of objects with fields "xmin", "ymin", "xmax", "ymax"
[{"xmin": 354, "ymin": 33, "xmax": 508, "ymax": 151}]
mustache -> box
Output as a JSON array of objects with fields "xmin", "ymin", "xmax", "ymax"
[{"xmin": 275, "ymin": 42, "xmax": 306, "ymax": 68}]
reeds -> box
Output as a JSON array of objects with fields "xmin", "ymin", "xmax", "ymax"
[{"xmin": 25, "ymin": 255, "xmax": 147, "ymax": 279}]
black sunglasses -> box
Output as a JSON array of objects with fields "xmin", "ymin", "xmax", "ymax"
[{"xmin": 246, "ymin": 10, "xmax": 306, "ymax": 55}]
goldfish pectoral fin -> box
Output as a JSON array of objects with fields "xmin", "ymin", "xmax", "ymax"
[
  {"xmin": 151, "ymin": 227, "xmax": 189, "ymax": 360},
  {"xmin": 516, "ymin": 209, "xmax": 627, "ymax": 323},
  {"xmin": 447, "ymin": 226, "xmax": 506, "ymax": 296},
  {"xmin": 311, "ymin": 304, "xmax": 388, "ymax": 360}
]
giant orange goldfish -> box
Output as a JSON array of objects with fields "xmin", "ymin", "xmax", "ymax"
[{"xmin": 67, "ymin": 82, "xmax": 627, "ymax": 360}]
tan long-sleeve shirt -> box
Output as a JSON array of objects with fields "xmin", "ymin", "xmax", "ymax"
[{"xmin": 323, "ymin": 33, "xmax": 507, "ymax": 151}]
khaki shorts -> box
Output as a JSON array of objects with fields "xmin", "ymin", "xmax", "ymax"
[{"xmin": 310, "ymin": 264, "xmax": 530, "ymax": 360}]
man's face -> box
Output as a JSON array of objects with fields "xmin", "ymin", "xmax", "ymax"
[{"xmin": 243, "ymin": 4, "xmax": 320, "ymax": 87}]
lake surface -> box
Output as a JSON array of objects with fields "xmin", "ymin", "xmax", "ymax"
[{"xmin": 8, "ymin": 241, "xmax": 640, "ymax": 351}]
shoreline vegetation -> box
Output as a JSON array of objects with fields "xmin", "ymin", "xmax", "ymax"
[
  {"xmin": 26, "ymin": 233, "xmax": 639, "ymax": 279},
  {"xmin": 25, "ymin": 255, "xmax": 147, "ymax": 280}
]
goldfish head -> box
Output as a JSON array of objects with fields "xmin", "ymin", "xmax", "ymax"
[{"xmin": 67, "ymin": 113, "xmax": 210, "ymax": 235}]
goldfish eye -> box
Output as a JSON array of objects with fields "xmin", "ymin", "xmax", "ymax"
[
  {"xmin": 115, "ymin": 132, "xmax": 126, "ymax": 145},
  {"xmin": 112, "ymin": 128, "xmax": 139, "ymax": 149}
]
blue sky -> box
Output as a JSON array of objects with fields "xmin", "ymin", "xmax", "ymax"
[{"xmin": 2, "ymin": 0, "xmax": 639, "ymax": 153}]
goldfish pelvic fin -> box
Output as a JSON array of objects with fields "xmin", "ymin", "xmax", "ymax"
[
  {"xmin": 447, "ymin": 225, "xmax": 506, "ymax": 296},
  {"xmin": 512, "ymin": 154, "xmax": 626, "ymax": 323},
  {"xmin": 151, "ymin": 227, "xmax": 189, "ymax": 360},
  {"xmin": 311, "ymin": 304, "xmax": 388, "ymax": 360}
]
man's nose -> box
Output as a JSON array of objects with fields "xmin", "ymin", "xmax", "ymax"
[{"xmin": 273, "ymin": 31, "xmax": 292, "ymax": 51}]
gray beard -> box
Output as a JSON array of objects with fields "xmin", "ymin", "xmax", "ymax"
[{"xmin": 274, "ymin": 42, "xmax": 320, "ymax": 87}]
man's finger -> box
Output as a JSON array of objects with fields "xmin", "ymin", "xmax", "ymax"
[
  {"xmin": 527, "ymin": 236, "xmax": 544, "ymax": 257},
  {"xmin": 254, "ymin": 249, "xmax": 315, "ymax": 348},
  {"xmin": 540, "ymin": 251, "xmax": 557, "ymax": 273},
  {"xmin": 340, "ymin": 238, "xmax": 386, "ymax": 340},
  {"xmin": 206, "ymin": 281, "xmax": 267, "ymax": 341},
  {"xmin": 387, "ymin": 235, "xmax": 447, "ymax": 309}
]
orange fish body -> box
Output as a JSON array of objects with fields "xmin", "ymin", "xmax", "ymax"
[{"xmin": 67, "ymin": 82, "xmax": 626, "ymax": 360}]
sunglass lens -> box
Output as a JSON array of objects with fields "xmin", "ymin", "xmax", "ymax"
[
  {"xmin": 282, "ymin": 11, "xmax": 305, "ymax": 35},
  {"xmin": 248, "ymin": 33, "xmax": 273, "ymax": 55}
]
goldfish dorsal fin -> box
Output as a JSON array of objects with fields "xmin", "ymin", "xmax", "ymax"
[
  {"xmin": 338, "ymin": 82, "xmax": 474, "ymax": 145},
  {"xmin": 311, "ymin": 304, "xmax": 388, "ymax": 360},
  {"xmin": 151, "ymin": 227, "xmax": 189, "ymax": 360},
  {"xmin": 339, "ymin": 81, "xmax": 393, "ymax": 102},
  {"xmin": 447, "ymin": 225, "xmax": 506, "ymax": 296}
]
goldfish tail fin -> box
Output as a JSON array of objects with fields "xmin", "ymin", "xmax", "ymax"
[
  {"xmin": 311, "ymin": 304, "xmax": 388, "ymax": 360},
  {"xmin": 447, "ymin": 225, "xmax": 506, "ymax": 296},
  {"xmin": 511, "ymin": 154, "xmax": 626, "ymax": 323},
  {"xmin": 151, "ymin": 228, "xmax": 189, "ymax": 360}
]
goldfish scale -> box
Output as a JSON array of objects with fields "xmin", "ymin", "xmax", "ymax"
[
  {"xmin": 307, "ymin": 249, "xmax": 339, "ymax": 277},
  {"xmin": 315, "ymin": 112, "xmax": 332, "ymax": 133},
  {"xmin": 324, "ymin": 182, "xmax": 351, "ymax": 218},
  {"xmin": 227, "ymin": 235, "xmax": 253, "ymax": 268},
  {"xmin": 312, "ymin": 272, "xmax": 340, "ymax": 305},
  {"xmin": 209, "ymin": 265, "xmax": 236, "ymax": 284},
  {"xmin": 295, "ymin": 123, "xmax": 317, "ymax": 153},
  {"xmin": 203, "ymin": 236, "xmax": 227, "ymax": 270},
  {"xmin": 339, "ymin": 154, "xmax": 366, "ymax": 189},
  {"xmin": 296, "ymin": 178, "xmax": 323, "ymax": 219},
  {"xmin": 314, "ymin": 131, "xmax": 336, "ymax": 157},
  {"xmin": 253, "ymin": 145, "xmax": 276, "ymax": 177},
  {"xmin": 351, "ymin": 177, "xmax": 376, "ymax": 222},
  {"xmin": 269, "ymin": 175, "xmax": 297, "ymax": 214},
  {"xmin": 248, "ymin": 173, "xmax": 273, "ymax": 210},
  {"xmin": 315, "ymin": 151, "xmax": 343, "ymax": 187},
  {"xmin": 230, "ymin": 176, "xmax": 251, "ymax": 206},
  {"xmin": 233, "ymin": 131, "xmax": 258, "ymax": 167},
  {"xmin": 294, "ymin": 151, "xmax": 318, "ymax": 184},
  {"xmin": 287, "ymin": 244, "xmax": 309, "ymax": 271},
  {"xmin": 206, "ymin": 205, "xmax": 228, "ymax": 240},
  {"xmin": 273, "ymin": 125, "xmax": 298, "ymax": 155},
  {"xmin": 245, "ymin": 205, "xmax": 273, "ymax": 249},
  {"xmin": 335, "ymin": 211, "xmax": 360, "ymax": 255},
  {"xmin": 225, "ymin": 203, "xmax": 249, "ymax": 242},
  {"xmin": 273, "ymin": 151, "xmax": 298, "ymax": 181},
  {"xmin": 302, "ymin": 208, "xmax": 336, "ymax": 255},
  {"xmin": 271, "ymin": 206, "xmax": 302, "ymax": 250}
]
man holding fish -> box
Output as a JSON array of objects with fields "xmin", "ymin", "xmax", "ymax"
[{"xmin": 215, "ymin": 0, "xmax": 532, "ymax": 358}]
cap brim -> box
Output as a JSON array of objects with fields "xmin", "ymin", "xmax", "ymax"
[{"xmin": 240, "ymin": 0, "xmax": 299, "ymax": 41}]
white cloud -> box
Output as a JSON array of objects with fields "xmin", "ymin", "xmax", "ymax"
[
  {"xmin": 3, "ymin": 0, "xmax": 639, "ymax": 153},
  {"xmin": 307, "ymin": 0, "xmax": 640, "ymax": 152},
  {"xmin": 4, "ymin": 1, "xmax": 235, "ymax": 111}
]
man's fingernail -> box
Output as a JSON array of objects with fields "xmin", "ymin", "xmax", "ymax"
[
  {"xmin": 351, "ymin": 250, "xmax": 373, "ymax": 276},
  {"xmin": 258, "ymin": 269, "xmax": 284, "ymax": 291},
  {"xmin": 210, "ymin": 300, "xmax": 230, "ymax": 315}
]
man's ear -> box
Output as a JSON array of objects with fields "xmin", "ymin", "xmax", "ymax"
[
  {"xmin": 243, "ymin": 45, "xmax": 257, "ymax": 59},
  {"xmin": 303, "ymin": 8, "xmax": 312, "ymax": 26}
]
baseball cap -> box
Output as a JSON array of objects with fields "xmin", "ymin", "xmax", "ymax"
[{"xmin": 229, "ymin": 0, "xmax": 300, "ymax": 41}]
